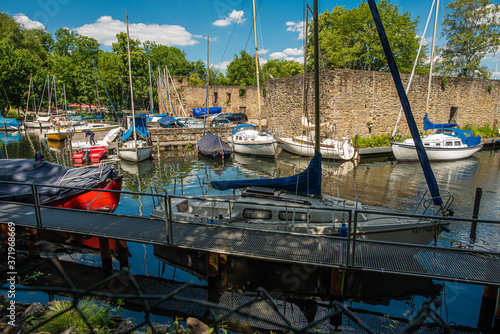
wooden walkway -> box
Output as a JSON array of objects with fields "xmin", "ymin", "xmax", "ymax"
[{"xmin": 1, "ymin": 201, "xmax": 499, "ymax": 286}]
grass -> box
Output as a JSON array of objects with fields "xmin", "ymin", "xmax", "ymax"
[
  {"xmin": 353, "ymin": 134, "xmax": 391, "ymax": 148},
  {"xmin": 34, "ymin": 298, "xmax": 123, "ymax": 334}
]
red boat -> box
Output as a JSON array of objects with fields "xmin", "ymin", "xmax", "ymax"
[
  {"xmin": 72, "ymin": 146, "xmax": 108, "ymax": 165},
  {"xmin": 0, "ymin": 153, "xmax": 122, "ymax": 213}
]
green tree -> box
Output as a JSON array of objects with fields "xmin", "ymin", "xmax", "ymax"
[
  {"xmin": 262, "ymin": 59, "xmax": 303, "ymax": 83},
  {"xmin": 437, "ymin": 0, "xmax": 500, "ymax": 78},
  {"xmin": 226, "ymin": 50, "xmax": 258, "ymax": 86},
  {"xmin": 312, "ymin": 0, "xmax": 426, "ymax": 74},
  {"xmin": 143, "ymin": 41, "xmax": 192, "ymax": 76}
]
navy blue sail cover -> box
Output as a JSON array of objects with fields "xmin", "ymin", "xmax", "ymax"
[
  {"xmin": 0, "ymin": 158, "xmax": 118, "ymax": 204},
  {"xmin": 197, "ymin": 133, "xmax": 232, "ymax": 157},
  {"xmin": 212, "ymin": 150, "xmax": 322, "ymax": 195},
  {"xmin": 423, "ymin": 114, "xmax": 458, "ymax": 131}
]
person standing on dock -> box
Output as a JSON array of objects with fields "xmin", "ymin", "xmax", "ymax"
[{"xmin": 84, "ymin": 129, "xmax": 96, "ymax": 145}]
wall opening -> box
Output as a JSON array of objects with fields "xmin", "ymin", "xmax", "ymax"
[{"xmin": 449, "ymin": 107, "xmax": 458, "ymax": 123}]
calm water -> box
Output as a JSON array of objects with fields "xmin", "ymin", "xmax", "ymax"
[{"xmin": 2, "ymin": 130, "xmax": 500, "ymax": 331}]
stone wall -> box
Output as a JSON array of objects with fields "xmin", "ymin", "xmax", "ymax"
[
  {"xmin": 158, "ymin": 75, "xmax": 267, "ymax": 119},
  {"xmin": 266, "ymin": 69, "xmax": 500, "ymax": 138}
]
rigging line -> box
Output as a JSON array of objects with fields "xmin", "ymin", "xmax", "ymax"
[
  {"xmin": 244, "ymin": 0, "xmax": 262, "ymax": 53},
  {"xmin": 216, "ymin": 0, "xmax": 247, "ymax": 73},
  {"xmin": 37, "ymin": 74, "xmax": 48, "ymax": 114},
  {"xmin": 0, "ymin": 77, "xmax": 11, "ymax": 114}
]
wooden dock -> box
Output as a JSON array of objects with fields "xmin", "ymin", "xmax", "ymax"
[{"xmin": 1, "ymin": 200, "xmax": 499, "ymax": 286}]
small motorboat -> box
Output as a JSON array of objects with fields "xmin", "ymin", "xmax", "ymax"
[
  {"xmin": 0, "ymin": 153, "xmax": 122, "ymax": 212},
  {"xmin": 72, "ymin": 146, "xmax": 108, "ymax": 165}
]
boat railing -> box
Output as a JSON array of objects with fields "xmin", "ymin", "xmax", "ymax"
[{"xmin": 416, "ymin": 190, "xmax": 455, "ymax": 217}]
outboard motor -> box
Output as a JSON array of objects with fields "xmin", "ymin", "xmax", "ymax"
[
  {"xmin": 82, "ymin": 149, "xmax": 91, "ymax": 162},
  {"xmin": 35, "ymin": 152, "xmax": 45, "ymax": 165}
]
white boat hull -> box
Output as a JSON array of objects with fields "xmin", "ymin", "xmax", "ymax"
[
  {"xmin": 279, "ymin": 136, "xmax": 355, "ymax": 160},
  {"xmin": 227, "ymin": 129, "xmax": 278, "ymax": 157},
  {"xmin": 118, "ymin": 141, "xmax": 152, "ymax": 162},
  {"xmin": 392, "ymin": 143, "xmax": 483, "ymax": 161}
]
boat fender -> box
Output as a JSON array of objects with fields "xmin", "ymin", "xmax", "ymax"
[
  {"xmin": 35, "ymin": 152, "xmax": 45, "ymax": 164},
  {"xmin": 339, "ymin": 223, "xmax": 348, "ymax": 238}
]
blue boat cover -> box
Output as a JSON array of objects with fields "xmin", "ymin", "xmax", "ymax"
[
  {"xmin": 146, "ymin": 113, "xmax": 167, "ymax": 122},
  {"xmin": 192, "ymin": 106, "xmax": 222, "ymax": 117},
  {"xmin": 82, "ymin": 115, "xmax": 103, "ymax": 120},
  {"xmin": 0, "ymin": 115, "xmax": 22, "ymax": 128},
  {"xmin": 0, "ymin": 157, "xmax": 118, "ymax": 204},
  {"xmin": 423, "ymin": 114, "xmax": 458, "ymax": 131},
  {"xmin": 120, "ymin": 115, "xmax": 149, "ymax": 140},
  {"xmin": 157, "ymin": 116, "xmax": 184, "ymax": 128},
  {"xmin": 197, "ymin": 133, "xmax": 232, "ymax": 158},
  {"xmin": 212, "ymin": 150, "xmax": 322, "ymax": 195},
  {"xmin": 232, "ymin": 124, "xmax": 255, "ymax": 135}
]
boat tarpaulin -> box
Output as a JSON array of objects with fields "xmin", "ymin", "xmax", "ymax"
[
  {"xmin": 192, "ymin": 106, "xmax": 222, "ymax": 117},
  {"xmin": 0, "ymin": 158, "xmax": 118, "ymax": 204},
  {"xmin": 197, "ymin": 133, "xmax": 232, "ymax": 158},
  {"xmin": 120, "ymin": 115, "xmax": 149, "ymax": 140},
  {"xmin": 157, "ymin": 116, "xmax": 184, "ymax": 128},
  {"xmin": 0, "ymin": 115, "xmax": 22, "ymax": 128},
  {"xmin": 423, "ymin": 114, "xmax": 458, "ymax": 131},
  {"xmin": 212, "ymin": 150, "xmax": 322, "ymax": 195}
]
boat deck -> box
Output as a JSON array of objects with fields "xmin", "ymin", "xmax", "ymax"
[{"xmin": 1, "ymin": 201, "xmax": 499, "ymax": 286}]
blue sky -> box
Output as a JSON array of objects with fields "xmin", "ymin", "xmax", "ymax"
[{"xmin": 3, "ymin": 0, "xmax": 500, "ymax": 76}]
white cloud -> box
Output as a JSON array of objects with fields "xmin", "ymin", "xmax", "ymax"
[
  {"xmin": 258, "ymin": 49, "xmax": 269, "ymax": 55},
  {"xmin": 213, "ymin": 10, "xmax": 246, "ymax": 27},
  {"xmin": 286, "ymin": 20, "xmax": 306, "ymax": 40},
  {"xmin": 214, "ymin": 60, "xmax": 231, "ymax": 70},
  {"xmin": 75, "ymin": 16, "xmax": 200, "ymax": 47},
  {"xmin": 13, "ymin": 13, "xmax": 45, "ymax": 30}
]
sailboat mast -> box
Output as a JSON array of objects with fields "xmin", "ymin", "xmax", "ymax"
[
  {"xmin": 126, "ymin": 13, "xmax": 137, "ymax": 142},
  {"xmin": 425, "ymin": 0, "xmax": 440, "ymax": 117},
  {"xmin": 53, "ymin": 75, "xmax": 58, "ymax": 112},
  {"xmin": 47, "ymin": 74, "xmax": 52, "ymax": 116},
  {"xmin": 63, "ymin": 83, "xmax": 68, "ymax": 114},
  {"xmin": 25, "ymin": 73, "xmax": 32, "ymax": 121},
  {"xmin": 204, "ymin": 35, "xmax": 209, "ymax": 134},
  {"xmin": 252, "ymin": 0, "xmax": 262, "ymax": 130},
  {"xmin": 303, "ymin": 8, "xmax": 309, "ymax": 117},
  {"xmin": 313, "ymin": 0, "xmax": 320, "ymax": 151},
  {"xmin": 148, "ymin": 59, "xmax": 154, "ymax": 113},
  {"xmin": 92, "ymin": 59, "xmax": 101, "ymax": 112}
]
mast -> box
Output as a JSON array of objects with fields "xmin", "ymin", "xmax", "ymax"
[
  {"xmin": 25, "ymin": 73, "xmax": 32, "ymax": 121},
  {"xmin": 92, "ymin": 59, "xmax": 101, "ymax": 113},
  {"xmin": 425, "ymin": 0, "xmax": 440, "ymax": 117},
  {"xmin": 126, "ymin": 13, "xmax": 137, "ymax": 142},
  {"xmin": 53, "ymin": 75, "xmax": 58, "ymax": 113},
  {"xmin": 63, "ymin": 83, "xmax": 68, "ymax": 114},
  {"xmin": 47, "ymin": 74, "xmax": 52, "ymax": 116},
  {"xmin": 313, "ymin": 0, "xmax": 320, "ymax": 151},
  {"xmin": 148, "ymin": 59, "xmax": 154, "ymax": 113},
  {"xmin": 204, "ymin": 35, "xmax": 209, "ymax": 135},
  {"xmin": 252, "ymin": 0, "xmax": 262, "ymax": 130},
  {"xmin": 303, "ymin": 7, "xmax": 309, "ymax": 117}
]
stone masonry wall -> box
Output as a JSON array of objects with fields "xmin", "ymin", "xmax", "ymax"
[
  {"xmin": 266, "ymin": 69, "xmax": 500, "ymax": 138},
  {"xmin": 158, "ymin": 75, "xmax": 267, "ymax": 119}
]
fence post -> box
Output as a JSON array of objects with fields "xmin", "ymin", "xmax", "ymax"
[
  {"xmin": 31, "ymin": 184, "xmax": 42, "ymax": 228},
  {"xmin": 165, "ymin": 194, "xmax": 173, "ymax": 245}
]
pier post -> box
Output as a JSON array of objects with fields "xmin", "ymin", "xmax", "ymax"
[
  {"xmin": 469, "ymin": 187, "xmax": 482, "ymax": 243},
  {"xmin": 99, "ymin": 237, "xmax": 112, "ymax": 275},
  {"xmin": 477, "ymin": 285, "xmax": 498, "ymax": 331},
  {"xmin": 329, "ymin": 268, "xmax": 345, "ymax": 328},
  {"xmin": 117, "ymin": 240, "xmax": 129, "ymax": 269}
]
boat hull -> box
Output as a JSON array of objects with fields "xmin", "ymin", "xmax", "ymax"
[
  {"xmin": 229, "ymin": 140, "xmax": 279, "ymax": 157},
  {"xmin": 46, "ymin": 132, "xmax": 69, "ymax": 141},
  {"xmin": 45, "ymin": 177, "xmax": 123, "ymax": 212},
  {"xmin": 279, "ymin": 137, "xmax": 355, "ymax": 160},
  {"xmin": 118, "ymin": 144, "xmax": 153, "ymax": 162},
  {"xmin": 391, "ymin": 142, "xmax": 483, "ymax": 161}
]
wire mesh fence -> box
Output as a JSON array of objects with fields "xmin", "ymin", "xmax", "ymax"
[{"xmin": 0, "ymin": 256, "xmax": 479, "ymax": 334}]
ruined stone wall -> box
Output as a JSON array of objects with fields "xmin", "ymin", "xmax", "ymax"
[
  {"xmin": 158, "ymin": 76, "xmax": 267, "ymax": 119},
  {"xmin": 266, "ymin": 69, "xmax": 500, "ymax": 138}
]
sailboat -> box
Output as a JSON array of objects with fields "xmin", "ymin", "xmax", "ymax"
[
  {"xmin": 150, "ymin": 0, "xmax": 453, "ymax": 245},
  {"xmin": 390, "ymin": 0, "xmax": 483, "ymax": 161},
  {"xmin": 226, "ymin": 0, "xmax": 278, "ymax": 158},
  {"xmin": 117, "ymin": 13, "xmax": 153, "ymax": 163}
]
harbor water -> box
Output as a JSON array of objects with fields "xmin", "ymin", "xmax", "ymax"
[{"xmin": 1, "ymin": 130, "xmax": 500, "ymax": 332}]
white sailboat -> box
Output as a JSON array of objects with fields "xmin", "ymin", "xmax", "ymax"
[
  {"xmin": 117, "ymin": 13, "xmax": 153, "ymax": 163},
  {"xmin": 227, "ymin": 0, "xmax": 278, "ymax": 158},
  {"xmin": 390, "ymin": 0, "xmax": 483, "ymax": 161}
]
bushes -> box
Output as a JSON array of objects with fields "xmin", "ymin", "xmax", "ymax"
[
  {"xmin": 353, "ymin": 134, "xmax": 391, "ymax": 148},
  {"xmin": 462, "ymin": 124, "xmax": 499, "ymax": 138}
]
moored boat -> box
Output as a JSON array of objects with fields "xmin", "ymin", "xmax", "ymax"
[
  {"xmin": 0, "ymin": 153, "xmax": 122, "ymax": 212},
  {"xmin": 72, "ymin": 146, "xmax": 108, "ymax": 165}
]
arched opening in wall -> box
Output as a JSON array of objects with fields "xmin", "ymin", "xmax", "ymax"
[
  {"xmin": 213, "ymin": 92, "xmax": 218, "ymax": 104},
  {"xmin": 227, "ymin": 93, "xmax": 231, "ymax": 105},
  {"xmin": 239, "ymin": 106, "xmax": 246, "ymax": 113},
  {"xmin": 239, "ymin": 88, "xmax": 246, "ymax": 97},
  {"xmin": 449, "ymin": 107, "xmax": 458, "ymax": 123}
]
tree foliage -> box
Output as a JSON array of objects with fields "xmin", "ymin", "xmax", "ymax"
[
  {"xmin": 262, "ymin": 59, "xmax": 303, "ymax": 83},
  {"xmin": 311, "ymin": 0, "xmax": 427, "ymax": 74},
  {"xmin": 437, "ymin": 0, "xmax": 500, "ymax": 78}
]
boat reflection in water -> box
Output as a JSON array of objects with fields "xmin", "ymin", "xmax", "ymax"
[{"xmin": 153, "ymin": 245, "xmax": 443, "ymax": 330}]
